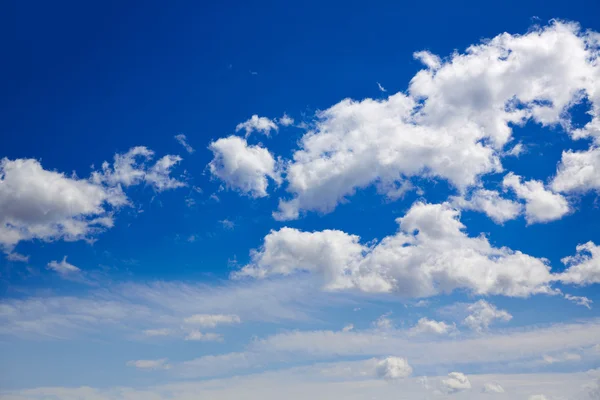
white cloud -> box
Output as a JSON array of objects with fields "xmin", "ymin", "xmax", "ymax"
[
  {"xmin": 463, "ymin": 300, "xmax": 513, "ymax": 332},
  {"xmin": 0, "ymin": 158, "xmax": 125, "ymax": 250},
  {"xmin": 408, "ymin": 318, "xmax": 456, "ymax": 336},
  {"xmin": 483, "ymin": 382, "xmax": 505, "ymax": 393},
  {"xmin": 542, "ymin": 352, "xmax": 581, "ymax": 364},
  {"xmin": 219, "ymin": 219, "xmax": 235, "ymax": 229},
  {"xmin": 183, "ymin": 314, "xmax": 241, "ymax": 328},
  {"xmin": 442, "ymin": 372, "xmax": 472, "ymax": 393},
  {"xmin": 208, "ymin": 136, "xmax": 281, "ymax": 198},
  {"xmin": 5, "ymin": 252, "xmax": 29, "ymax": 262},
  {"xmin": 236, "ymin": 115, "xmax": 278, "ymax": 137},
  {"xmin": 342, "ymin": 324, "xmax": 354, "ymax": 332},
  {"xmin": 504, "ymin": 142, "xmax": 526, "ymax": 157},
  {"xmin": 413, "ymin": 50, "xmax": 441, "ymax": 70},
  {"xmin": 560, "ymin": 242, "xmax": 600, "ymax": 285},
  {"xmin": 185, "ymin": 330, "xmax": 224, "ymax": 342},
  {"xmin": 375, "ymin": 357, "xmax": 412, "ymax": 379},
  {"xmin": 450, "ymin": 189, "xmax": 522, "ymax": 224},
  {"xmin": 275, "ymin": 22, "xmax": 600, "ymax": 220},
  {"xmin": 503, "ymin": 173, "xmax": 570, "ymax": 224},
  {"xmin": 47, "ymin": 256, "xmax": 81, "ymax": 276},
  {"xmin": 174, "ymin": 133, "xmax": 195, "ymax": 153},
  {"xmin": 143, "ymin": 328, "xmax": 172, "ymax": 337},
  {"xmin": 552, "ymin": 146, "xmax": 600, "ymax": 193},
  {"xmin": 377, "ymin": 82, "xmax": 387, "ymax": 92},
  {"xmin": 564, "ymin": 294, "xmax": 593, "ymax": 309},
  {"xmin": 91, "ymin": 146, "xmax": 185, "ymax": 192},
  {"xmin": 373, "ymin": 313, "xmax": 393, "ymax": 330},
  {"xmin": 238, "ymin": 202, "xmax": 556, "ymax": 298},
  {"xmin": 126, "ymin": 358, "xmax": 171, "ymax": 370},
  {"xmin": 278, "ymin": 113, "xmax": 295, "ymax": 127}
]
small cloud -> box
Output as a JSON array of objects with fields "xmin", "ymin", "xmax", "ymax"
[
  {"xmin": 6, "ymin": 252, "xmax": 29, "ymax": 262},
  {"xmin": 249, "ymin": 70, "xmax": 258, "ymax": 75},
  {"xmin": 126, "ymin": 359, "xmax": 171, "ymax": 370},
  {"xmin": 442, "ymin": 372, "xmax": 472, "ymax": 393},
  {"xmin": 342, "ymin": 324, "xmax": 354, "ymax": 332},
  {"xmin": 278, "ymin": 113, "xmax": 294, "ymax": 127},
  {"xmin": 219, "ymin": 219, "xmax": 235, "ymax": 230},
  {"xmin": 174, "ymin": 134, "xmax": 195, "ymax": 154},
  {"xmin": 236, "ymin": 115, "xmax": 278, "ymax": 137},
  {"xmin": 483, "ymin": 382, "xmax": 505, "ymax": 393},
  {"xmin": 187, "ymin": 235, "xmax": 198, "ymax": 243},
  {"xmin": 377, "ymin": 82, "xmax": 387, "ymax": 92},
  {"xmin": 564, "ymin": 293, "xmax": 593, "ymax": 309},
  {"xmin": 373, "ymin": 313, "xmax": 393, "ymax": 330},
  {"xmin": 185, "ymin": 330, "xmax": 224, "ymax": 342},
  {"xmin": 183, "ymin": 314, "xmax": 241, "ymax": 328},
  {"xmin": 375, "ymin": 357, "xmax": 412, "ymax": 380},
  {"xmin": 143, "ymin": 328, "xmax": 172, "ymax": 337},
  {"xmin": 185, "ymin": 197, "xmax": 196, "ymax": 208},
  {"xmin": 47, "ymin": 256, "xmax": 81, "ymax": 276},
  {"xmin": 504, "ymin": 142, "xmax": 526, "ymax": 157},
  {"xmin": 210, "ymin": 193, "xmax": 220, "ymax": 202}
]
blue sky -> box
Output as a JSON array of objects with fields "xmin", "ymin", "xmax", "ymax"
[{"xmin": 2, "ymin": 1, "xmax": 600, "ymax": 399}]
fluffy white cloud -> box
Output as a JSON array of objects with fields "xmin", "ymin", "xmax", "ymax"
[
  {"xmin": 174, "ymin": 133, "xmax": 195, "ymax": 153},
  {"xmin": 126, "ymin": 358, "xmax": 171, "ymax": 370},
  {"xmin": 408, "ymin": 318, "xmax": 456, "ymax": 336},
  {"xmin": 208, "ymin": 136, "xmax": 281, "ymax": 198},
  {"xmin": 375, "ymin": 357, "xmax": 412, "ymax": 379},
  {"xmin": 274, "ymin": 22, "xmax": 600, "ymax": 219},
  {"xmin": 0, "ymin": 158, "xmax": 125, "ymax": 250},
  {"xmin": 450, "ymin": 189, "xmax": 522, "ymax": 224},
  {"xmin": 0, "ymin": 146, "xmax": 185, "ymax": 250},
  {"xmin": 185, "ymin": 331, "xmax": 224, "ymax": 342},
  {"xmin": 238, "ymin": 202, "xmax": 556, "ymax": 298},
  {"xmin": 560, "ymin": 242, "xmax": 600, "ymax": 285},
  {"xmin": 463, "ymin": 300, "xmax": 513, "ymax": 332},
  {"xmin": 236, "ymin": 115, "xmax": 278, "ymax": 137},
  {"xmin": 92, "ymin": 146, "xmax": 185, "ymax": 192},
  {"xmin": 503, "ymin": 173, "xmax": 570, "ymax": 224},
  {"xmin": 183, "ymin": 314, "xmax": 241, "ymax": 328},
  {"xmin": 47, "ymin": 256, "xmax": 81, "ymax": 276},
  {"xmin": 552, "ymin": 146, "xmax": 600, "ymax": 194},
  {"xmin": 442, "ymin": 372, "xmax": 472, "ymax": 393},
  {"xmin": 483, "ymin": 382, "xmax": 505, "ymax": 393}
]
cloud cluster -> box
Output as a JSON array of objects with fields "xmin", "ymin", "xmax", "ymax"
[
  {"xmin": 237, "ymin": 201, "xmax": 557, "ymax": 298},
  {"xmin": 441, "ymin": 372, "xmax": 471, "ymax": 393},
  {"xmin": 463, "ymin": 300, "xmax": 513, "ymax": 332},
  {"xmin": 267, "ymin": 21, "xmax": 600, "ymax": 220},
  {"xmin": 0, "ymin": 146, "xmax": 185, "ymax": 251},
  {"xmin": 375, "ymin": 357, "xmax": 413, "ymax": 379}
]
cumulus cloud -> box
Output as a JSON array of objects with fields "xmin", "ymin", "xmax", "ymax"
[
  {"xmin": 174, "ymin": 133, "xmax": 195, "ymax": 153},
  {"xmin": 375, "ymin": 357, "xmax": 412, "ymax": 379},
  {"xmin": 463, "ymin": 300, "xmax": 513, "ymax": 332},
  {"xmin": 442, "ymin": 372, "xmax": 472, "ymax": 393},
  {"xmin": 183, "ymin": 314, "xmax": 241, "ymax": 328},
  {"xmin": 408, "ymin": 318, "xmax": 456, "ymax": 336},
  {"xmin": 503, "ymin": 173, "xmax": 570, "ymax": 224},
  {"xmin": 0, "ymin": 147, "xmax": 185, "ymax": 251},
  {"xmin": 236, "ymin": 115, "xmax": 278, "ymax": 137},
  {"xmin": 450, "ymin": 189, "xmax": 522, "ymax": 224},
  {"xmin": 126, "ymin": 358, "xmax": 171, "ymax": 370},
  {"xmin": 552, "ymin": 146, "xmax": 600, "ymax": 194},
  {"xmin": 273, "ymin": 21, "xmax": 600, "ymax": 220},
  {"xmin": 47, "ymin": 256, "xmax": 81, "ymax": 276},
  {"xmin": 0, "ymin": 158, "xmax": 124, "ymax": 250},
  {"xmin": 237, "ymin": 202, "xmax": 556, "ymax": 298},
  {"xmin": 91, "ymin": 146, "xmax": 185, "ymax": 192},
  {"xmin": 208, "ymin": 136, "xmax": 281, "ymax": 198},
  {"xmin": 560, "ymin": 242, "xmax": 600, "ymax": 285}
]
